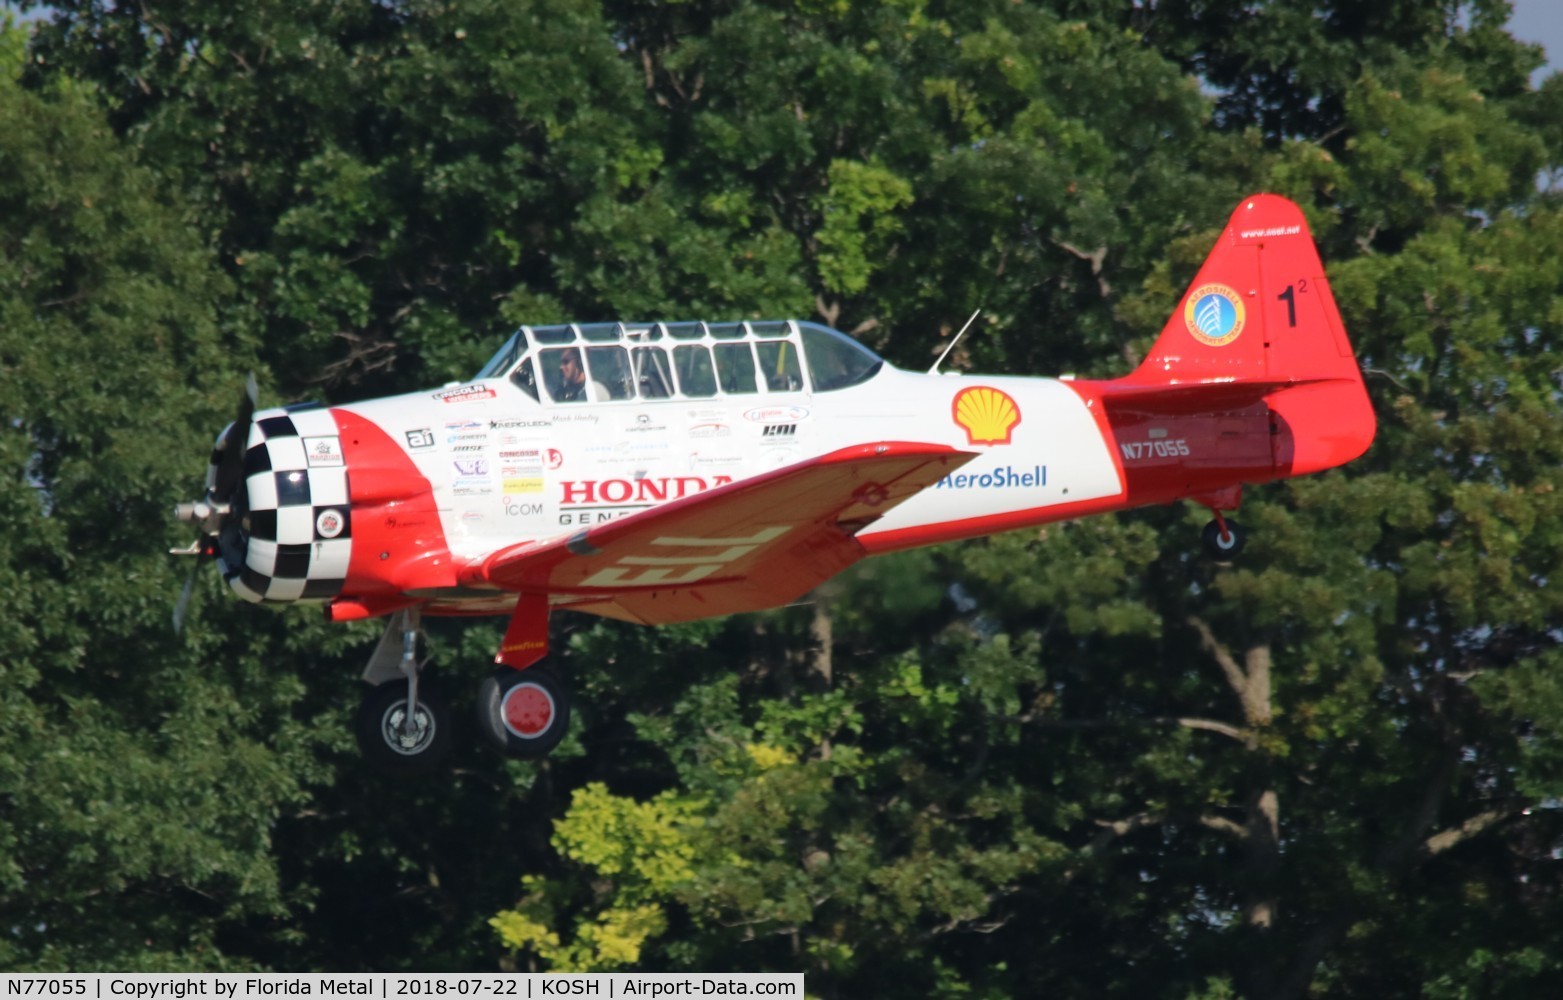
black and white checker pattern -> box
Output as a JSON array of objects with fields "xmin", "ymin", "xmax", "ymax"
[{"xmin": 221, "ymin": 405, "xmax": 354, "ymax": 604}]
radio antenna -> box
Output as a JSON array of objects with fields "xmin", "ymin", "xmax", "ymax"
[{"xmin": 929, "ymin": 309, "xmax": 981, "ymax": 374}]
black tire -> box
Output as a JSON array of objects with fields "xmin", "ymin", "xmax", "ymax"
[
  {"xmin": 475, "ymin": 666, "xmax": 571, "ymax": 759},
  {"xmin": 355, "ymin": 681, "xmax": 452, "ymax": 773},
  {"xmin": 1201, "ymin": 518, "xmax": 1247, "ymax": 560}
]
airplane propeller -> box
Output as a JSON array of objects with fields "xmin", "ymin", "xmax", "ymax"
[
  {"xmin": 212, "ymin": 372, "xmax": 259, "ymax": 505},
  {"xmin": 172, "ymin": 374, "xmax": 259, "ymax": 633}
]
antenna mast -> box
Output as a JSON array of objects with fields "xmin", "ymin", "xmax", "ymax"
[{"xmin": 929, "ymin": 309, "xmax": 981, "ymax": 374}]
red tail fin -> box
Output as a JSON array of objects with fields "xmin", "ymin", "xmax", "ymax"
[
  {"xmin": 1128, "ymin": 194, "xmax": 1358, "ymax": 384},
  {"xmin": 1108, "ymin": 194, "xmax": 1375, "ymax": 476}
]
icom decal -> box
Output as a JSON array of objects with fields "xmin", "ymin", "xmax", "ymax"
[
  {"xmin": 952, "ymin": 386, "xmax": 1021, "ymax": 446},
  {"xmin": 1184, "ymin": 283, "xmax": 1246, "ymax": 347}
]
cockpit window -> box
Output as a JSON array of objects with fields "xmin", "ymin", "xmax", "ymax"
[
  {"xmin": 510, "ymin": 356, "xmax": 539, "ymax": 400},
  {"xmin": 756, "ymin": 340, "xmax": 804, "ymax": 392},
  {"xmin": 475, "ymin": 331, "xmax": 524, "ymax": 379},
  {"xmin": 483, "ymin": 319, "xmax": 886, "ymax": 402},
  {"xmin": 714, "ymin": 343, "xmax": 757, "ymax": 394},
  {"xmin": 799, "ymin": 323, "xmax": 883, "ymax": 391},
  {"xmin": 586, "ymin": 346, "xmax": 634, "ymax": 400}
]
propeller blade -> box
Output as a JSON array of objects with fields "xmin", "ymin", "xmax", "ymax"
[
  {"xmin": 173, "ymin": 561, "xmax": 198, "ymax": 633},
  {"xmin": 212, "ymin": 373, "xmax": 259, "ymax": 503}
]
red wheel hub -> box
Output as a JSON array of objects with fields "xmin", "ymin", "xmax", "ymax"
[{"xmin": 501, "ymin": 682, "xmax": 554, "ymax": 739}]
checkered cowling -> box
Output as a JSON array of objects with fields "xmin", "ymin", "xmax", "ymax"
[{"xmin": 216, "ymin": 405, "xmax": 353, "ymax": 603}]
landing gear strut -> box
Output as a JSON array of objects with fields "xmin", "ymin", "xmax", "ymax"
[
  {"xmin": 355, "ymin": 608, "xmax": 452, "ymax": 772},
  {"xmin": 473, "ymin": 592, "xmax": 572, "ymax": 758},
  {"xmin": 1195, "ymin": 486, "xmax": 1246, "ymax": 561}
]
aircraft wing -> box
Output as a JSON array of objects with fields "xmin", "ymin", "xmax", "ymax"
[{"xmin": 468, "ymin": 442, "xmax": 975, "ymax": 625}]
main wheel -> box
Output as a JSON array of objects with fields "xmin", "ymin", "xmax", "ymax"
[
  {"xmin": 355, "ymin": 681, "xmax": 452, "ymax": 773},
  {"xmin": 476, "ymin": 665, "xmax": 571, "ymax": 759},
  {"xmin": 1201, "ymin": 518, "xmax": 1247, "ymax": 560}
]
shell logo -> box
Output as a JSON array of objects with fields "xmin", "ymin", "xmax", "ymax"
[
  {"xmin": 1184, "ymin": 283, "xmax": 1246, "ymax": 347},
  {"xmin": 952, "ymin": 386, "xmax": 1022, "ymax": 446}
]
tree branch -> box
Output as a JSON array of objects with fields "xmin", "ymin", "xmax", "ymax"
[
  {"xmin": 1423, "ymin": 807, "xmax": 1516, "ymax": 858},
  {"xmin": 1187, "ymin": 615, "xmax": 1250, "ymax": 703}
]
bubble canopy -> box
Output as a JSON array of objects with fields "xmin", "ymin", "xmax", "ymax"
[{"xmin": 474, "ymin": 319, "xmax": 885, "ymax": 403}]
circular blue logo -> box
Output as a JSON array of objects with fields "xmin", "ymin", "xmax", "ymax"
[{"xmin": 1184, "ymin": 284, "xmax": 1246, "ymax": 346}]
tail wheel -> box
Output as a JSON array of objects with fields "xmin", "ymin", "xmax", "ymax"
[
  {"xmin": 476, "ymin": 665, "xmax": 571, "ymax": 759},
  {"xmin": 356, "ymin": 681, "xmax": 452, "ymax": 773},
  {"xmin": 1201, "ymin": 518, "xmax": 1247, "ymax": 560}
]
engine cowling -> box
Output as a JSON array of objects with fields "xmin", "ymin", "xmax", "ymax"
[{"xmin": 212, "ymin": 405, "xmax": 355, "ymax": 604}]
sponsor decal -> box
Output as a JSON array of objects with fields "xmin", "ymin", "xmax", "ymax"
[
  {"xmin": 761, "ymin": 424, "xmax": 796, "ymax": 437},
  {"xmin": 447, "ymin": 431, "xmax": 489, "ymax": 444},
  {"xmin": 490, "ymin": 418, "xmax": 551, "ymax": 430},
  {"xmin": 625, "ymin": 413, "xmax": 667, "ymax": 434},
  {"xmin": 744, "ymin": 405, "xmax": 810, "ymax": 423},
  {"xmin": 304, "ymin": 436, "xmax": 343, "ymax": 467},
  {"xmin": 405, "ymin": 428, "xmax": 435, "ymax": 450},
  {"xmin": 952, "ymin": 386, "xmax": 1022, "ymax": 446},
  {"xmin": 560, "ymin": 475, "xmax": 734, "ymax": 506},
  {"xmin": 559, "ymin": 511, "xmax": 628, "ymax": 525},
  {"xmin": 461, "ymin": 510, "xmax": 486, "ymax": 523},
  {"xmin": 545, "ymin": 448, "xmax": 564, "ymax": 470},
  {"xmin": 689, "ymin": 422, "xmax": 731, "ymax": 439},
  {"xmin": 690, "ymin": 451, "xmax": 744, "ymax": 468},
  {"xmin": 315, "ymin": 508, "xmax": 346, "ymax": 538},
  {"xmin": 434, "ymin": 384, "xmax": 497, "ymax": 403},
  {"xmin": 503, "ymin": 477, "xmax": 544, "ymax": 494},
  {"xmin": 453, "ymin": 458, "xmax": 489, "ymax": 477},
  {"xmin": 935, "ymin": 464, "xmax": 1047, "ymax": 490},
  {"xmin": 505, "ymin": 500, "xmax": 544, "ymax": 517},
  {"xmin": 1239, "ymin": 224, "xmax": 1301, "ymax": 240},
  {"xmin": 445, "ymin": 419, "xmax": 483, "ymax": 431},
  {"xmin": 1184, "ymin": 283, "xmax": 1245, "ymax": 347},
  {"xmin": 453, "ymin": 480, "xmax": 493, "ymax": 497},
  {"xmin": 450, "ymin": 444, "xmax": 487, "ymax": 454}
]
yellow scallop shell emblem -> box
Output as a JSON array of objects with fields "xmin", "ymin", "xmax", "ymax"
[{"xmin": 952, "ymin": 386, "xmax": 1022, "ymax": 446}]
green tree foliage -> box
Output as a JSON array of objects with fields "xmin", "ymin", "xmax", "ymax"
[
  {"xmin": 7, "ymin": 1, "xmax": 1563, "ymax": 995},
  {"xmin": 0, "ymin": 42, "xmax": 334, "ymax": 969}
]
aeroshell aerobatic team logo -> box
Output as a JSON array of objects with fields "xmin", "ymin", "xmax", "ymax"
[
  {"xmin": 952, "ymin": 386, "xmax": 1021, "ymax": 446},
  {"xmin": 1184, "ymin": 283, "xmax": 1246, "ymax": 347}
]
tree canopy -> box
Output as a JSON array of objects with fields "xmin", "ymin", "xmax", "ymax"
[{"xmin": 5, "ymin": 1, "xmax": 1563, "ymax": 995}]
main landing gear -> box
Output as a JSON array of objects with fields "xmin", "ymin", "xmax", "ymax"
[
  {"xmin": 355, "ymin": 596, "xmax": 573, "ymax": 773},
  {"xmin": 355, "ymin": 607, "xmax": 453, "ymax": 772},
  {"xmin": 475, "ymin": 665, "xmax": 572, "ymax": 758}
]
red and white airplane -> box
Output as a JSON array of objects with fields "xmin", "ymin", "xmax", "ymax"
[{"xmin": 175, "ymin": 194, "xmax": 1374, "ymax": 770}]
